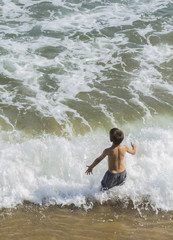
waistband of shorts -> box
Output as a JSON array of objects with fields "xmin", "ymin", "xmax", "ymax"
[{"xmin": 107, "ymin": 170, "xmax": 126, "ymax": 176}]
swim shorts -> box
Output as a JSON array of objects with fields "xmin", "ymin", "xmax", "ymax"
[{"xmin": 101, "ymin": 170, "xmax": 127, "ymax": 190}]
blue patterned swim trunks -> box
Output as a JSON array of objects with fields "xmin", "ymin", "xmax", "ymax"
[{"xmin": 101, "ymin": 170, "xmax": 127, "ymax": 190}]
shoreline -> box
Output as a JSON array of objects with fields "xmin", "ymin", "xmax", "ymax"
[{"xmin": 0, "ymin": 202, "xmax": 172, "ymax": 240}]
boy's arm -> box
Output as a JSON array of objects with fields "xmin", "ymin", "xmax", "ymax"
[
  {"xmin": 126, "ymin": 143, "xmax": 136, "ymax": 155},
  {"xmin": 85, "ymin": 149, "xmax": 107, "ymax": 175}
]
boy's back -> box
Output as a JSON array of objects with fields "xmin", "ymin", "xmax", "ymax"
[
  {"xmin": 105, "ymin": 144, "xmax": 126, "ymax": 174},
  {"xmin": 105, "ymin": 143, "xmax": 136, "ymax": 173}
]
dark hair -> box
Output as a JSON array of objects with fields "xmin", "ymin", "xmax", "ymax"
[{"xmin": 109, "ymin": 128, "xmax": 124, "ymax": 145}]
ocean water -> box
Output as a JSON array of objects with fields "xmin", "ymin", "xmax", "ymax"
[{"xmin": 0, "ymin": 0, "xmax": 173, "ymax": 211}]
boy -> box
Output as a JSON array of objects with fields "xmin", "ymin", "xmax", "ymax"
[{"xmin": 85, "ymin": 128, "xmax": 136, "ymax": 190}]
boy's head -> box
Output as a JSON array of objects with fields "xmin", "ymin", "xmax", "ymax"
[{"xmin": 109, "ymin": 128, "xmax": 124, "ymax": 145}]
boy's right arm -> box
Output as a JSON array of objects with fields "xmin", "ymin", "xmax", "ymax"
[
  {"xmin": 85, "ymin": 149, "xmax": 107, "ymax": 175},
  {"xmin": 126, "ymin": 143, "xmax": 136, "ymax": 155}
]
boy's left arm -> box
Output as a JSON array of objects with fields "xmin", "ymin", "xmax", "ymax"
[
  {"xmin": 85, "ymin": 149, "xmax": 107, "ymax": 175},
  {"xmin": 126, "ymin": 143, "xmax": 136, "ymax": 155}
]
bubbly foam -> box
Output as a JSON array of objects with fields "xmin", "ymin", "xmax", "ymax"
[
  {"xmin": 0, "ymin": 126, "xmax": 173, "ymax": 211},
  {"xmin": 0, "ymin": 0, "xmax": 173, "ymax": 211}
]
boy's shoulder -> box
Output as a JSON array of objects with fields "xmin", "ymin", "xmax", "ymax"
[
  {"xmin": 103, "ymin": 146, "xmax": 112, "ymax": 154},
  {"xmin": 103, "ymin": 144, "xmax": 129, "ymax": 153},
  {"xmin": 117, "ymin": 144, "xmax": 130, "ymax": 154},
  {"xmin": 104, "ymin": 144, "xmax": 126, "ymax": 152},
  {"xmin": 103, "ymin": 147, "xmax": 111, "ymax": 152},
  {"xmin": 120, "ymin": 144, "xmax": 128, "ymax": 148},
  {"xmin": 120, "ymin": 144, "xmax": 129, "ymax": 151}
]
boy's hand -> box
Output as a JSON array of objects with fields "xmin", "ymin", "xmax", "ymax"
[
  {"xmin": 85, "ymin": 165, "xmax": 93, "ymax": 175},
  {"xmin": 131, "ymin": 142, "xmax": 136, "ymax": 148}
]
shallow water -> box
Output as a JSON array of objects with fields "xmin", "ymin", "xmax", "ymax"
[
  {"xmin": 0, "ymin": 0, "xmax": 173, "ymax": 213},
  {"xmin": 0, "ymin": 204, "xmax": 173, "ymax": 240}
]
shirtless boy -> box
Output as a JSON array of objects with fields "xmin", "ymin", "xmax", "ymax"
[{"xmin": 85, "ymin": 128, "xmax": 136, "ymax": 190}]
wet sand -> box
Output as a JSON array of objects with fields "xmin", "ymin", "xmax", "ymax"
[{"xmin": 0, "ymin": 203, "xmax": 173, "ymax": 240}]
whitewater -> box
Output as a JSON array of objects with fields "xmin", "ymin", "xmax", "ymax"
[{"xmin": 0, "ymin": 0, "xmax": 173, "ymax": 211}]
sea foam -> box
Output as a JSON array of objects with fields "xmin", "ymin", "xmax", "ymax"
[
  {"xmin": 0, "ymin": 0, "xmax": 173, "ymax": 211},
  {"xmin": 0, "ymin": 126, "xmax": 173, "ymax": 211}
]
